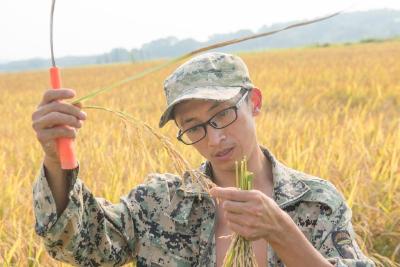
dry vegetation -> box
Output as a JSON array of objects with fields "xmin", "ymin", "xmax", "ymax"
[{"xmin": 0, "ymin": 40, "xmax": 399, "ymax": 266}]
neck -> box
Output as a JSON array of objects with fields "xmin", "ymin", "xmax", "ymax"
[{"xmin": 212, "ymin": 146, "xmax": 273, "ymax": 191}]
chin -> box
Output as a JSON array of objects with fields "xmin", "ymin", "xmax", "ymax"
[{"xmin": 210, "ymin": 157, "xmax": 238, "ymax": 173}]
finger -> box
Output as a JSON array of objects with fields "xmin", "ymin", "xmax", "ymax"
[
  {"xmin": 222, "ymin": 200, "xmax": 251, "ymax": 214},
  {"xmin": 33, "ymin": 111, "xmax": 82, "ymax": 131},
  {"xmin": 39, "ymin": 88, "xmax": 76, "ymax": 107},
  {"xmin": 72, "ymin": 101, "xmax": 83, "ymax": 109},
  {"xmin": 225, "ymin": 211, "xmax": 253, "ymax": 227},
  {"xmin": 210, "ymin": 187, "xmax": 254, "ymax": 201},
  {"xmin": 37, "ymin": 126, "xmax": 77, "ymax": 143},
  {"xmin": 33, "ymin": 101, "xmax": 87, "ymax": 121},
  {"xmin": 227, "ymin": 221, "xmax": 253, "ymax": 240}
]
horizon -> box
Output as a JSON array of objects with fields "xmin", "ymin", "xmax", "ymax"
[{"xmin": 1, "ymin": 0, "xmax": 400, "ymax": 63}]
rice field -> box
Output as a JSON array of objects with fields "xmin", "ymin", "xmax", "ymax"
[{"xmin": 0, "ymin": 40, "xmax": 399, "ymax": 266}]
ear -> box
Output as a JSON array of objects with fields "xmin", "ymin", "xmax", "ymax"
[{"xmin": 250, "ymin": 88, "xmax": 262, "ymax": 116}]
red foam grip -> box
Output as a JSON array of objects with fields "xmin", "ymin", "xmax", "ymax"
[{"xmin": 50, "ymin": 67, "xmax": 78, "ymax": 169}]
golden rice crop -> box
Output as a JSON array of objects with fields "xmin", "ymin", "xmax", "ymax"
[{"xmin": 0, "ymin": 40, "xmax": 399, "ymax": 266}]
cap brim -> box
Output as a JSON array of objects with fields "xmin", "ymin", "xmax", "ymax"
[{"xmin": 159, "ymin": 86, "xmax": 243, "ymax": 128}]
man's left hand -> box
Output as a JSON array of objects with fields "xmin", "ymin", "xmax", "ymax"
[{"xmin": 210, "ymin": 187, "xmax": 289, "ymax": 243}]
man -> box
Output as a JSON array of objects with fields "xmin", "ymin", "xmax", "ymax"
[{"xmin": 32, "ymin": 52, "xmax": 375, "ymax": 266}]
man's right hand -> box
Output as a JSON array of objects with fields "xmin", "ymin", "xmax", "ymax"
[
  {"xmin": 31, "ymin": 88, "xmax": 87, "ymax": 163},
  {"xmin": 32, "ymin": 88, "xmax": 87, "ymax": 215}
]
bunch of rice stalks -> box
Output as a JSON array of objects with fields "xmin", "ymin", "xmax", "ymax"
[
  {"xmin": 223, "ymin": 158, "xmax": 258, "ymax": 267},
  {"xmin": 83, "ymin": 105, "xmax": 216, "ymax": 195}
]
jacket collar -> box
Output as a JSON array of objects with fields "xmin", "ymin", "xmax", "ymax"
[
  {"xmin": 260, "ymin": 146, "xmax": 310, "ymax": 208},
  {"xmin": 175, "ymin": 146, "xmax": 310, "ymax": 209}
]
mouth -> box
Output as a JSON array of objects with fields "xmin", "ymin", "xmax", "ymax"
[{"xmin": 214, "ymin": 147, "xmax": 235, "ymax": 160}]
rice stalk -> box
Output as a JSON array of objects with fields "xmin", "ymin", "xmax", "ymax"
[
  {"xmin": 70, "ymin": 11, "xmax": 343, "ymax": 106},
  {"xmin": 222, "ymin": 157, "xmax": 258, "ymax": 267},
  {"xmin": 82, "ymin": 105, "xmax": 216, "ymax": 195}
]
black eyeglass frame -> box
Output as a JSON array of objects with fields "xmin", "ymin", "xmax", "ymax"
[{"xmin": 176, "ymin": 90, "xmax": 249, "ymax": 145}]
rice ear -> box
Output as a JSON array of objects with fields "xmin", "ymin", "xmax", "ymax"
[{"xmin": 82, "ymin": 105, "xmax": 216, "ymax": 196}]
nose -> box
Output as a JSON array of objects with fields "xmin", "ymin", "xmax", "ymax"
[{"xmin": 206, "ymin": 125, "xmax": 225, "ymax": 146}]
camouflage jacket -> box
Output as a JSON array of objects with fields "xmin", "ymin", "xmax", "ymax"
[{"xmin": 33, "ymin": 147, "xmax": 375, "ymax": 267}]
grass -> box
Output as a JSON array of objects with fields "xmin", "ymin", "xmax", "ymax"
[{"xmin": 0, "ymin": 40, "xmax": 398, "ymax": 266}]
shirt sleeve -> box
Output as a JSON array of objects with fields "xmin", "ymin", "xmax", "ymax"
[
  {"xmin": 32, "ymin": 161, "xmax": 139, "ymax": 266},
  {"xmin": 319, "ymin": 202, "xmax": 376, "ymax": 267}
]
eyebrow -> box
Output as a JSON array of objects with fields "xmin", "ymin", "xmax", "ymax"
[
  {"xmin": 208, "ymin": 101, "xmax": 221, "ymax": 112},
  {"xmin": 181, "ymin": 101, "xmax": 222, "ymax": 127},
  {"xmin": 181, "ymin": 117, "xmax": 197, "ymax": 127}
]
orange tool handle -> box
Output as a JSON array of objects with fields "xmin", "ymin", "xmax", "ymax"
[{"xmin": 50, "ymin": 67, "xmax": 78, "ymax": 169}]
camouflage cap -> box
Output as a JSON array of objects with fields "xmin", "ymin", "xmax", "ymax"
[{"xmin": 159, "ymin": 52, "xmax": 254, "ymax": 128}]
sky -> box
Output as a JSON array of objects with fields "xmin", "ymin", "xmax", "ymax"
[{"xmin": 0, "ymin": 0, "xmax": 399, "ymax": 63}]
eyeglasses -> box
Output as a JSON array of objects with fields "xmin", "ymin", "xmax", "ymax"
[{"xmin": 177, "ymin": 91, "xmax": 249, "ymax": 145}]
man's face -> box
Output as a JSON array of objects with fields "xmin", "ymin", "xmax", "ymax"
[{"xmin": 174, "ymin": 93, "xmax": 259, "ymax": 172}]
